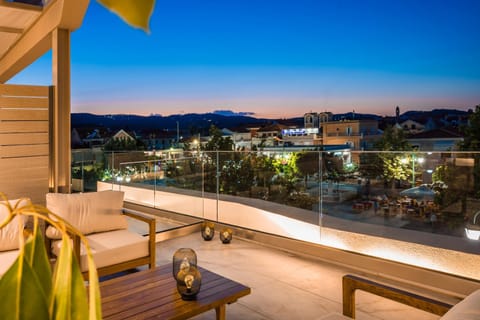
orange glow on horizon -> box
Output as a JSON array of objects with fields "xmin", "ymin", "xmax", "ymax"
[{"xmin": 71, "ymin": 95, "xmax": 475, "ymax": 119}]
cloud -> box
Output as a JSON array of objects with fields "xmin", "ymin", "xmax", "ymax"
[{"xmin": 212, "ymin": 110, "xmax": 255, "ymax": 117}]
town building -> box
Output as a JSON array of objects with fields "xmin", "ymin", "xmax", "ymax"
[
  {"xmin": 399, "ymin": 119, "xmax": 426, "ymax": 134},
  {"xmin": 407, "ymin": 127, "xmax": 464, "ymax": 151},
  {"xmin": 322, "ymin": 119, "xmax": 381, "ymax": 151}
]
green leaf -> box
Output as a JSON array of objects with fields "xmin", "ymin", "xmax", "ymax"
[
  {"xmin": 23, "ymin": 225, "xmax": 52, "ymax": 301},
  {"xmin": 70, "ymin": 252, "xmax": 90, "ymax": 320},
  {"xmin": 51, "ymin": 236, "xmax": 89, "ymax": 320},
  {"xmin": 86, "ymin": 258, "xmax": 102, "ymax": 320},
  {"xmin": 0, "ymin": 254, "xmax": 49, "ymax": 320},
  {"xmin": 97, "ymin": 0, "xmax": 155, "ymax": 32}
]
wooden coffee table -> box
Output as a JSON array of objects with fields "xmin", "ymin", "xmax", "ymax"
[{"xmin": 100, "ymin": 264, "xmax": 251, "ymax": 319}]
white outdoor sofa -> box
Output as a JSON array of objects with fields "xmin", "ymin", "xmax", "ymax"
[{"xmin": 45, "ymin": 190, "xmax": 156, "ymax": 278}]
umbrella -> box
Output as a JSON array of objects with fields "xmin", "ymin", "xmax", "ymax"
[
  {"xmin": 399, "ymin": 185, "xmax": 435, "ymax": 201},
  {"xmin": 465, "ymin": 211, "xmax": 480, "ymax": 240}
]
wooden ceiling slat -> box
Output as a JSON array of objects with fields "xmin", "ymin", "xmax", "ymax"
[{"xmin": 0, "ymin": 26, "xmax": 23, "ymax": 34}]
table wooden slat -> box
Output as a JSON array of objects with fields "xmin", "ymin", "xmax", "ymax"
[{"xmin": 100, "ymin": 264, "xmax": 251, "ymax": 320}]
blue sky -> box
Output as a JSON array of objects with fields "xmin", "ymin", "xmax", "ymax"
[{"xmin": 10, "ymin": 0, "xmax": 480, "ymax": 118}]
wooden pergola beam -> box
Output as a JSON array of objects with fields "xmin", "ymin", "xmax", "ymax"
[
  {"xmin": 0, "ymin": 0, "xmax": 89, "ymax": 83},
  {"xmin": 0, "ymin": 0, "xmax": 43, "ymax": 11},
  {"xmin": 0, "ymin": 26, "xmax": 24, "ymax": 34},
  {"xmin": 0, "ymin": 0, "xmax": 89, "ymax": 194},
  {"xmin": 50, "ymin": 28, "xmax": 71, "ymax": 193}
]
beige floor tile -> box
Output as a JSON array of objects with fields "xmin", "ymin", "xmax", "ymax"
[{"xmin": 155, "ymin": 232, "xmax": 441, "ymax": 320}]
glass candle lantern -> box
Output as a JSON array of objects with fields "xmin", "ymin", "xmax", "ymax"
[
  {"xmin": 220, "ymin": 227, "xmax": 233, "ymax": 244},
  {"xmin": 176, "ymin": 265, "xmax": 202, "ymax": 300},
  {"xmin": 172, "ymin": 248, "xmax": 197, "ymax": 279},
  {"xmin": 201, "ymin": 221, "xmax": 215, "ymax": 241}
]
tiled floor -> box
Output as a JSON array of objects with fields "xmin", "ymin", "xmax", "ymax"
[{"xmin": 155, "ymin": 232, "xmax": 440, "ymax": 320}]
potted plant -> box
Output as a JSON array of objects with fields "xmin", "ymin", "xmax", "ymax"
[{"xmin": 0, "ymin": 193, "xmax": 101, "ymax": 319}]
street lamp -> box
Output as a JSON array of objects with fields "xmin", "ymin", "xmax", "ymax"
[
  {"xmin": 192, "ymin": 138, "xmax": 199, "ymax": 156},
  {"xmin": 176, "ymin": 121, "xmax": 180, "ymax": 145},
  {"xmin": 402, "ymin": 154, "xmax": 424, "ymax": 187}
]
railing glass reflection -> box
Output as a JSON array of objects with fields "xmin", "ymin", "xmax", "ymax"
[{"xmin": 72, "ymin": 149, "xmax": 480, "ymax": 254}]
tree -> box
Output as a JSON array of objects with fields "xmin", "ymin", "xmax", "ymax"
[
  {"xmin": 252, "ymin": 154, "xmax": 276, "ymax": 199},
  {"xmin": 459, "ymin": 105, "xmax": 480, "ymax": 151},
  {"xmin": 203, "ymin": 125, "xmax": 234, "ymax": 151},
  {"xmin": 103, "ymin": 136, "xmax": 145, "ymax": 151},
  {"xmin": 271, "ymin": 153, "xmax": 300, "ymax": 198},
  {"xmin": 373, "ymin": 126, "xmax": 412, "ymax": 189},
  {"xmin": 375, "ymin": 125, "xmax": 411, "ymax": 151},
  {"xmin": 459, "ymin": 105, "xmax": 480, "ymax": 197},
  {"xmin": 202, "ymin": 126, "xmax": 235, "ymax": 193},
  {"xmin": 219, "ymin": 156, "xmax": 255, "ymax": 195},
  {"xmin": 297, "ymin": 151, "xmax": 319, "ymax": 189}
]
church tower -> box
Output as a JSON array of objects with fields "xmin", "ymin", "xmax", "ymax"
[{"xmin": 304, "ymin": 112, "xmax": 319, "ymax": 128}]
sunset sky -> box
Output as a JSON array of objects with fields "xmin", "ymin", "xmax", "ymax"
[{"xmin": 9, "ymin": 0, "xmax": 480, "ymax": 119}]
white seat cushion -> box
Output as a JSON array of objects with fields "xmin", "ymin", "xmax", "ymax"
[
  {"xmin": 441, "ymin": 289, "xmax": 480, "ymax": 320},
  {"xmin": 0, "ymin": 250, "xmax": 20, "ymax": 276},
  {"xmin": 51, "ymin": 229, "xmax": 149, "ymax": 272}
]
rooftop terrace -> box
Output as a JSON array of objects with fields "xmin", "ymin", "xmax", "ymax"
[{"xmin": 1, "ymin": 2, "xmax": 480, "ymax": 318}]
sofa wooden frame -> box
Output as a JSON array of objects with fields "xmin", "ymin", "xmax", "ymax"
[
  {"xmin": 342, "ymin": 274, "xmax": 454, "ymax": 318},
  {"xmin": 50, "ymin": 208, "xmax": 156, "ymax": 279}
]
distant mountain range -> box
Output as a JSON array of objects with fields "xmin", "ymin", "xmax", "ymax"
[
  {"xmin": 71, "ymin": 112, "xmax": 273, "ymax": 136},
  {"xmin": 72, "ymin": 108, "xmax": 471, "ymax": 136}
]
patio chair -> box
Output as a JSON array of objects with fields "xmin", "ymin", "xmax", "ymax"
[
  {"xmin": 0, "ymin": 198, "xmax": 29, "ymax": 276},
  {"xmin": 45, "ymin": 190, "xmax": 156, "ymax": 278},
  {"xmin": 342, "ymin": 274, "xmax": 480, "ymax": 319}
]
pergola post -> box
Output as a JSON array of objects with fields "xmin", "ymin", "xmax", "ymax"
[{"xmin": 50, "ymin": 28, "xmax": 71, "ymax": 193}]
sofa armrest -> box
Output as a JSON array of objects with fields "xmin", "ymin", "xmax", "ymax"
[
  {"xmin": 342, "ymin": 274, "xmax": 453, "ymax": 319},
  {"xmin": 123, "ymin": 209, "xmax": 155, "ymax": 226},
  {"xmin": 122, "ymin": 208, "xmax": 156, "ymax": 268}
]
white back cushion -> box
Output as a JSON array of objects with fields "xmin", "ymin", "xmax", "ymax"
[
  {"xmin": 46, "ymin": 191, "xmax": 128, "ymax": 239},
  {"xmin": 0, "ymin": 250, "xmax": 20, "ymax": 275},
  {"xmin": 0, "ymin": 198, "xmax": 28, "ymax": 251}
]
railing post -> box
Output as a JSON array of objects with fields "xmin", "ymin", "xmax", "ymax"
[
  {"xmin": 319, "ymin": 150, "xmax": 323, "ymax": 230},
  {"xmin": 216, "ymin": 150, "xmax": 219, "ymax": 222}
]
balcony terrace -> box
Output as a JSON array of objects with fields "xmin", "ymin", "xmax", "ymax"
[
  {"xmin": 74, "ymin": 148, "xmax": 479, "ymax": 318},
  {"xmin": 1, "ymin": 1, "xmax": 480, "ymax": 319}
]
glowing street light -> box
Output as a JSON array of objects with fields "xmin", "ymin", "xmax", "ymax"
[
  {"xmin": 192, "ymin": 138, "xmax": 200, "ymax": 155},
  {"xmin": 402, "ymin": 154, "xmax": 424, "ymax": 187}
]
